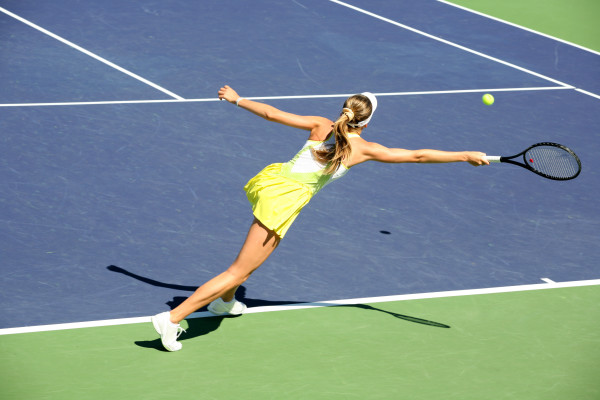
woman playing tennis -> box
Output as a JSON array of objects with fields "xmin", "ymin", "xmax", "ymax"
[{"xmin": 152, "ymin": 85, "xmax": 489, "ymax": 351}]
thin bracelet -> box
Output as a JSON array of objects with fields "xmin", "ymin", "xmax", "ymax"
[{"xmin": 236, "ymin": 97, "xmax": 245, "ymax": 106}]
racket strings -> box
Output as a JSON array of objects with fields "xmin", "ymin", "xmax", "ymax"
[{"xmin": 525, "ymin": 146, "xmax": 580, "ymax": 179}]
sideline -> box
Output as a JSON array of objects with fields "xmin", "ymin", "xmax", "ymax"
[{"xmin": 0, "ymin": 6, "xmax": 184, "ymax": 100}]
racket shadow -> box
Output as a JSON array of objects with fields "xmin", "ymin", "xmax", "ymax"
[
  {"xmin": 336, "ymin": 304, "xmax": 451, "ymax": 329},
  {"xmin": 110, "ymin": 265, "xmax": 449, "ymax": 351}
]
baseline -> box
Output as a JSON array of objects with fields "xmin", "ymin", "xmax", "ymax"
[{"xmin": 2, "ymin": 278, "xmax": 598, "ymax": 336}]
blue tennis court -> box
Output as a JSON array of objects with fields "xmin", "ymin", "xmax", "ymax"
[
  {"xmin": 1, "ymin": 0, "xmax": 598, "ymax": 327},
  {"xmin": 0, "ymin": 1, "xmax": 599, "ymax": 397}
]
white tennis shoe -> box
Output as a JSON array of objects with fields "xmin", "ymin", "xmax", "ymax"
[
  {"xmin": 151, "ymin": 311, "xmax": 185, "ymax": 352},
  {"xmin": 207, "ymin": 298, "xmax": 247, "ymax": 316}
]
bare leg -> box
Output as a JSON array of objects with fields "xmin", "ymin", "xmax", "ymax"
[
  {"xmin": 169, "ymin": 218, "xmax": 280, "ymax": 323},
  {"xmin": 220, "ymin": 285, "xmax": 240, "ymax": 303}
]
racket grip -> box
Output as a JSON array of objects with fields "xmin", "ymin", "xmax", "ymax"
[{"xmin": 485, "ymin": 156, "xmax": 501, "ymax": 163}]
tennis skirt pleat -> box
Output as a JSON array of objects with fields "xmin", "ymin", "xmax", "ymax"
[{"xmin": 244, "ymin": 163, "xmax": 312, "ymax": 238}]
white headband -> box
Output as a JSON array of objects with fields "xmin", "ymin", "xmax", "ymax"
[{"xmin": 347, "ymin": 92, "xmax": 377, "ymax": 128}]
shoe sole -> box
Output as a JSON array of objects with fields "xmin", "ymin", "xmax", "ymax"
[
  {"xmin": 208, "ymin": 303, "xmax": 247, "ymax": 316},
  {"xmin": 151, "ymin": 315, "xmax": 182, "ymax": 352}
]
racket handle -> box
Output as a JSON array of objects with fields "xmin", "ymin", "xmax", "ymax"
[{"xmin": 485, "ymin": 156, "xmax": 501, "ymax": 163}]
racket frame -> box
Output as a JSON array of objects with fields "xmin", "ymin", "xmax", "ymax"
[{"xmin": 485, "ymin": 142, "xmax": 581, "ymax": 181}]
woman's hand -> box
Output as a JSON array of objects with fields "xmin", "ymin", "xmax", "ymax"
[
  {"xmin": 466, "ymin": 152, "xmax": 490, "ymax": 166},
  {"xmin": 218, "ymin": 85, "xmax": 241, "ymax": 104}
]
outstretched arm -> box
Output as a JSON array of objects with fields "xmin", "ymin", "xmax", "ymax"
[
  {"xmin": 349, "ymin": 140, "xmax": 489, "ymax": 167},
  {"xmin": 218, "ymin": 85, "xmax": 332, "ymax": 138}
]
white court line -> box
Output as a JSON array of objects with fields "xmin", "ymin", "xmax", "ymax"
[
  {"xmin": 437, "ymin": 0, "xmax": 600, "ymax": 57},
  {"xmin": 328, "ymin": 0, "xmax": 577, "ymax": 90},
  {"xmin": 0, "ymin": 6, "xmax": 184, "ymax": 101},
  {"xmin": 1, "ymin": 278, "xmax": 598, "ymax": 336},
  {"xmin": 575, "ymin": 88, "xmax": 600, "ymax": 100},
  {"xmin": 0, "ymin": 85, "xmax": 573, "ymax": 108},
  {"xmin": 0, "ymin": 98, "xmax": 206, "ymax": 108}
]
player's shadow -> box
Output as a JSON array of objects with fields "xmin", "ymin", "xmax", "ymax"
[
  {"xmin": 135, "ymin": 316, "xmax": 228, "ymax": 352},
  {"xmin": 108, "ymin": 265, "xmax": 450, "ymax": 351},
  {"xmin": 106, "ymin": 265, "xmax": 304, "ymax": 310}
]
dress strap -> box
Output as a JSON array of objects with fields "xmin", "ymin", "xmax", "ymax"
[{"xmin": 347, "ymin": 133, "xmax": 361, "ymax": 138}]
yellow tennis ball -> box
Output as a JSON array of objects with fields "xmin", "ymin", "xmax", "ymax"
[{"xmin": 482, "ymin": 93, "xmax": 494, "ymax": 105}]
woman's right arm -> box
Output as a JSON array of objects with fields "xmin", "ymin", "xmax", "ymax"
[{"xmin": 350, "ymin": 140, "xmax": 489, "ymax": 167}]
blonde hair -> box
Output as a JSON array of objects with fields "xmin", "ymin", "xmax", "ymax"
[{"xmin": 313, "ymin": 94, "xmax": 373, "ymax": 174}]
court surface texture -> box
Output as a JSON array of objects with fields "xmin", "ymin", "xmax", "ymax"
[{"xmin": 1, "ymin": 1, "xmax": 599, "ymax": 399}]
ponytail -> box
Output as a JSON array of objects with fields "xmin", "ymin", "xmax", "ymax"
[
  {"xmin": 312, "ymin": 94, "xmax": 373, "ymax": 174},
  {"xmin": 312, "ymin": 114, "xmax": 352, "ymax": 174}
]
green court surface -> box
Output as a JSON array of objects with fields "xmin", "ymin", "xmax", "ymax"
[
  {"xmin": 448, "ymin": 0, "xmax": 600, "ymax": 52},
  {"xmin": 1, "ymin": 285, "xmax": 598, "ymax": 400}
]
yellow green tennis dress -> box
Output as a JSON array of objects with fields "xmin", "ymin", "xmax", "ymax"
[{"xmin": 244, "ymin": 133, "xmax": 359, "ymax": 238}]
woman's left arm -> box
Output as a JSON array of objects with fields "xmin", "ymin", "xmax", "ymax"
[{"xmin": 218, "ymin": 85, "xmax": 332, "ymax": 138}]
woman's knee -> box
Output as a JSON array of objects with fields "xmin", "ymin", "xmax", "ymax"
[{"xmin": 224, "ymin": 265, "xmax": 252, "ymax": 287}]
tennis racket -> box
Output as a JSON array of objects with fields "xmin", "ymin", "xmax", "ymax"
[{"xmin": 485, "ymin": 142, "xmax": 581, "ymax": 180}]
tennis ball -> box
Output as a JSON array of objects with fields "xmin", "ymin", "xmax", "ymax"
[{"xmin": 482, "ymin": 93, "xmax": 494, "ymax": 106}]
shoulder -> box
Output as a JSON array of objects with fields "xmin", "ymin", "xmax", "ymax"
[
  {"xmin": 347, "ymin": 138, "xmax": 406, "ymax": 166},
  {"xmin": 348, "ymin": 136, "xmax": 379, "ymax": 153},
  {"xmin": 307, "ymin": 117, "xmax": 334, "ymax": 141}
]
